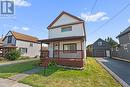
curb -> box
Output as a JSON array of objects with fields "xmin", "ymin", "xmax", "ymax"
[
  {"xmin": 112, "ymin": 57, "xmax": 130, "ymax": 63},
  {"xmin": 95, "ymin": 58, "xmax": 129, "ymax": 87}
]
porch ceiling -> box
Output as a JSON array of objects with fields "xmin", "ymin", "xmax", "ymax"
[{"xmin": 39, "ymin": 36, "xmax": 85, "ymax": 44}]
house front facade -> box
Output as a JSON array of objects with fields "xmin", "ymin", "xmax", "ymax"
[
  {"xmin": 39, "ymin": 11, "xmax": 86, "ymax": 68},
  {"xmin": 2, "ymin": 31, "xmax": 40, "ymax": 57},
  {"xmin": 112, "ymin": 26, "xmax": 130, "ymax": 60},
  {"xmin": 92, "ymin": 38, "xmax": 111, "ymax": 57}
]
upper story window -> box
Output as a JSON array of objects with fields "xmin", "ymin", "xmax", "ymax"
[
  {"xmin": 8, "ymin": 36, "xmax": 12, "ymax": 43},
  {"xmin": 128, "ymin": 33, "xmax": 130, "ymax": 40},
  {"xmin": 98, "ymin": 41, "xmax": 102, "ymax": 46},
  {"xmin": 123, "ymin": 44, "xmax": 128, "ymax": 50},
  {"xmin": 30, "ymin": 43, "xmax": 33, "ymax": 47},
  {"xmin": 61, "ymin": 26, "xmax": 72, "ymax": 32},
  {"xmin": 116, "ymin": 47, "xmax": 119, "ymax": 51}
]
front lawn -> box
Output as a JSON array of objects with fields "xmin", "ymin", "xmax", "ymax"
[
  {"xmin": 20, "ymin": 57, "xmax": 121, "ymax": 87},
  {"xmin": 0, "ymin": 60, "xmax": 39, "ymax": 78}
]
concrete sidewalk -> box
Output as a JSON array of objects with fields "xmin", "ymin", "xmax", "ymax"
[
  {"xmin": 0, "ymin": 78, "xmax": 32, "ymax": 87},
  {"xmin": 9, "ymin": 67, "xmax": 44, "ymax": 81},
  {"xmin": 0, "ymin": 58, "xmax": 39, "ymax": 66}
]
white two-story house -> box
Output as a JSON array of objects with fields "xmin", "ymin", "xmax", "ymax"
[
  {"xmin": 2, "ymin": 31, "xmax": 40, "ymax": 57},
  {"xmin": 39, "ymin": 11, "xmax": 86, "ymax": 68}
]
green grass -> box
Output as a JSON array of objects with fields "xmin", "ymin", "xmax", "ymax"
[
  {"xmin": 0, "ymin": 60, "xmax": 39, "ymax": 78},
  {"xmin": 20, "ymin": 57, "xmax": 121, "ymax": 87}
]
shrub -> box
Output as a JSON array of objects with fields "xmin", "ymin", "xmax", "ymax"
[
  {"xmin": 48, "ymin": 61, "xmax": 57, "ymax": 67},
  {"xmin": 5, "ymin": 50, "xmax": 21, "ymax": 61}
]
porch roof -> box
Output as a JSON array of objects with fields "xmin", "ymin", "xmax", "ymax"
[
  {"xmin": 3, "ymin": 44, "xmax": 17, "ymax": 48},
  {"xmin": 39, "ymin": 36, "xmax": 85, "ymax": 44}
]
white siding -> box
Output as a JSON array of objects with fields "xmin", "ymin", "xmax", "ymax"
[
  {"xmin": 48, "ymin": 43, "xmax": 53, "ymax": 57},
  {"xmin": 3, "ymin": 33, "xmax": 16, "ymax": 46},
  {"xmin": 16, "ymin": 40, "xmax": 40, "ymax": 57},
  {"xmin": 48, "ymin": 40, "xmax": 86, "ymax": 58},
  {"xmin": 49, "ymin": 23, "xmax": 84, "ymax": 39},
  {"xmin": 52, "ymin": 14, "xmax": 79, "ymax": 27}
]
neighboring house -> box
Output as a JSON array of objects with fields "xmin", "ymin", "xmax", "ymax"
[
  {"xmin": 0, "ymin": 38, "xmax": 3, "ymax": 47},
  {"xmin": 2, "ymin": 31, "xmax": 40, "ymax": 57},
  {"xmin": 0, "ymin": 38, "xmax": 3, "ymax": 57},
  {"xmin": 112, "ymin": 26, "xmax": 130, "ymax": 60},
  {"xmin": 39, "ymin": 11, "xmax": 86, "ymax": 68},
  {"xmin": 92, "ymin": 38, "xmax": 111, "ymax": 57},
  {"xmin": 86, "ymin": 44, "xmax": 93, "ymax": 57}
]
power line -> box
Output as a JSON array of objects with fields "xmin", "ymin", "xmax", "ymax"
[
  {"xmin": 86, "ymin": 0, "xmax": 98, "ymax": 23},
  {"xmin": 88, "ymin": 4, "xmax": 130, "ymax": 37}
]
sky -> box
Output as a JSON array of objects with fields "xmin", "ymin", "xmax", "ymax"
[{"xmin": 0, "ymin": 0, "xmax": 130, "ymax": 45}]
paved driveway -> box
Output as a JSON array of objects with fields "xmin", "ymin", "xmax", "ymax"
[{"xmin": 97, "ymin": 58, "xmax": 130, "ymax": 86}]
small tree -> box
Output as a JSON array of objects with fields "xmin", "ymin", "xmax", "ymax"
[
  {"xmin": 105, "ymin": 37, "xmax": 118, "ymax": 47},
  {"xmin": 5, "ymin": 49, "xmax": 21, "ymax": 61}
]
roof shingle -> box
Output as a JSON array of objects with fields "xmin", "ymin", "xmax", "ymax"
[{"xmin": 11, "ymin": 31, "xmax": 38, "ymax": 43}]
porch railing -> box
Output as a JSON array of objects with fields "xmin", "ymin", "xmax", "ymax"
[{"xmin": 41, "ymin": 50, "xmax": 84, "ymax": 59}]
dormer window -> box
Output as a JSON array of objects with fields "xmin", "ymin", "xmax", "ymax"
[
  {"xmin": 8, "ymin": 36, "xmax": 12, "ymax": 43},
  {"xmin": 98, "ymin": 41, "xmax": 102, "ymax": 46},
  {"xmin": 61, "ymin": 26, "xmax": 72, "ymax": 32}
]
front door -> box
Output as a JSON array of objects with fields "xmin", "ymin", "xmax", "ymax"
[
  {"xmin": 106, "ymin": 50, "xmax": 110, "ymax": 57},
  {"xmin": 53, "ymin": 42, "xmax": 59, "ymax": 58}
]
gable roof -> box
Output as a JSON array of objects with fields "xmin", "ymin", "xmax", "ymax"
[
  {"xmin": 0, "ymin": 38, "xmax": 3, "ymax": 44},
  {"xmin": 47, "ymin": 11, "xmax": 84, "ymax": 29},
  {"xmin": 3, "ymin": 31, "xmax": 39, "ymax": 43},
  {"xmin": 93, "ymin": 38, "xmax": 107, "ymax": 45},
  {"xmin": 117, "ymin": 26, "xmax": 130, "ymax": 38}
]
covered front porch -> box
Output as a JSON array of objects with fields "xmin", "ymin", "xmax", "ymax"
[
  {"xmin": 39, "ymin": 36, "xmax": 85, "ymax": 68},
  {"xmin": 2, "ymin": 44, "xmax": 17, "ymax": 57}
]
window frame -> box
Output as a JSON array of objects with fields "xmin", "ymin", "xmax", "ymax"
[
  {"xmin": 61, "ymin": 26, "xmax": 72, "ymax": 32},
  {"xmin": 7, "ymin": 36, "xmax": 12, "ymax": 43},
  {"xmin": 19, "ymin": 48, "xmax": 28, "ymax": 54},
  {"xmin": 63, "ymin": 43, "xmax": 77, "ymax": 53},
  {"xmin": 30, "ymin": 43, "xmax": 33, "ymax": 47},
  {"xmin": 98, "ymin": 41, "xmax": 103, "ymax": 46},
  {"xmin": 123, "ymin": 44, "xmax": 128, "ymax": 50}
]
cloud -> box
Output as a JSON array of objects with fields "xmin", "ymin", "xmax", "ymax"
[
  {"xmin": 13, "ymin": 0, "xmax": 31, "ymax": 7},
  {"xmin": 22, "ymin": 27, "xmax": 29, "ymax": 31},
  {"xmin": 128, "ymin": 19, "xmax": 130, "ymax": 23},
  {"xmin": 12, "ymin": 26, "xmax": 20, "ymax": 30},
  {"xmin": 100, "ymin": 17, "xmax": 109, "ymax": 21},
  {"xmin": 80, "ymin": 12, "xmax": 109, "ymax": 22},
  {"xmin": 12, "ymin": 26, "xmax": 29, "ymax": 31}
]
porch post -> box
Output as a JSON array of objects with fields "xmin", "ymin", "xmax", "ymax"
[
  {"xmin": 58, "ymin": 42, "xmax": 60, "ymax": 58},
  {"xmin": 81, "ymin": 40, "xmax": 83, "ymax": 59},
  {"xmin": 40, "ymin": 42, "xmax": 43, "ymax": 59}
]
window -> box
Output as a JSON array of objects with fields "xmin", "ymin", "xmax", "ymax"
[
  {"xmin": 30, "ymin": 43, "xmax": 33, "ymax": 47},
  {"xmin": 116, "ymin": 47, "xmax": 119, "ymax": 51},
  {"xmin": 111, "ymin": 48, "xmax": 114, "ymax": 51},
  {"xmin": 128, "ymin": 33, "xmax": 130, "ymax": 40},
  {"xmin": 61, "ymin": 26, "xmax": 72, "ymax": 32},
  {"xmin": 8, "ymin": 36, "xmax": 12, "ymax": 43},
  {"xmin": 19, "ymin": 48, "xmax": 27, "ymax": 54},
  {"xmin": 63, "ymin": 43, "xmax": 77, "ymax": 51},
  {"xmin": 98, "ymin": 41, "xmax": 102, "ymax": 46},
  {"xmin": 124, "ymin": 44, "xmax": 128, "ymax": 50}
]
